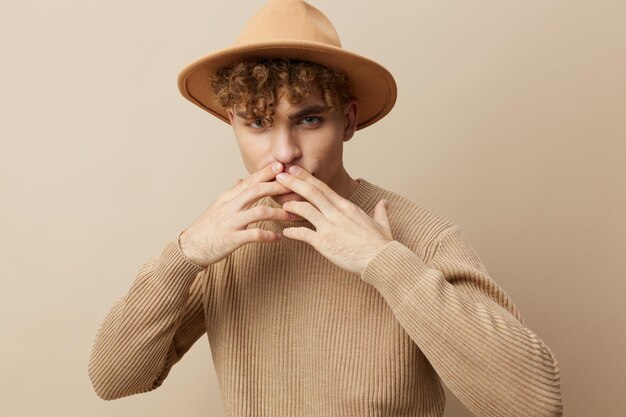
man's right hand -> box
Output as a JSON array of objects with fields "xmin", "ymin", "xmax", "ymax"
[{"xmin": 178, "ymin": 162, "xmax": 295, "ymax": 267}]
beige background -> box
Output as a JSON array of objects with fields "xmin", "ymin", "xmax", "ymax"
[{"xmin": 1, "ymin": 0, "xmax": 624, "ymax": 416}]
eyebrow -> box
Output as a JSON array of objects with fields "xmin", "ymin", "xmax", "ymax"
[{"xmin": 235, "ymin": 104, "xmax": 328, "ymax": 121}]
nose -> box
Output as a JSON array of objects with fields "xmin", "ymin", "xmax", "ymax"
[{"xmin": 270, "ymin": 124, "xmax": 302, "ymax": 166}]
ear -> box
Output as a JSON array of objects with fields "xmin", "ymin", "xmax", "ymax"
[
  {"xmin": 342, "ymin": 99, "xmax": 358, "ymax": 142},
  {"xmin": 226, "ymin": 108, "xmax": 234, "ymax": 124}
]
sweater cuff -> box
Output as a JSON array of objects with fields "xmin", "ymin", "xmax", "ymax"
[
  {"xmin": 361, "ymin": 240, "xmax": 432, "ymax": 295},
  {"xmin": 155, "ymin": 230, "xmax": 208, "ymax": 278}
]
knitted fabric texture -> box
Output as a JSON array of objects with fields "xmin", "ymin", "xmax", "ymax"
[{"xmin": 88, "ymin": 177, "xmax": 563, "ymax": 417}]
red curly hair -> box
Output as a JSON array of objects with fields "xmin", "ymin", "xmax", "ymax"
[{"xmin": 211, "ymin": 57, "xmax": 355, "ymax": 127}]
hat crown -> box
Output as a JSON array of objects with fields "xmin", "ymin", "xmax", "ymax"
[
  {"xmin": 177, "ymin": 0, "xmax": 397, "ymax": 131},
  {"xmin": 235, "ymin": 0, "xmax": 341, "ymax": 47}
]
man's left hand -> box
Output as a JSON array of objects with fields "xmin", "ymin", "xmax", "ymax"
[{"xmin": 276, "ymin": 165, "xmax": 394, "ymax": 275}]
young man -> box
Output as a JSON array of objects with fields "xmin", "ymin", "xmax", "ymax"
[{"xmin": 88, "ymin": 1, "xmax": 564, "ymax": 416}]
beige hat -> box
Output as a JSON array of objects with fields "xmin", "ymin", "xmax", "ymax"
[{"xmin": 177, "ymin": 0, "xmax": 397, "ymax": 131}]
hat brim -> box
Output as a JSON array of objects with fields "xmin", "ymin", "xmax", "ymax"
[{"xmin": 177, "ymin": 40, "xmax": 397, "ymax": 130}]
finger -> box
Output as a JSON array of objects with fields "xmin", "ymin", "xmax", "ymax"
[
  {"xmin": 225, "ymin": 178, "xmax": 243, "ymax": 194},
  {"xmin": 282, "ymin": 200, "xmax": 323, "ymax": 226},
  {"xmin": 281, "ymin": 226, "xmax": 315, "ymax": 245},
  {"xmin": 232, "ymin": 205, "xmax": 295, "ymax": 228},
  {"xmin": 287, "ymin": 165, "xmax": 336, "ymax": 200},
  {"xmin": 276, "ymin": 171, "xmax": 336, "ymax": 216},
  {"xmin": 235, "ymin": 228, "xmax": 284, "ymax": 246},
  {"xmin": 232, "ymin": 180, "xmax": 292, "ymax": 210},
  {"xmin": 222, "ymin": 162, "xmax": 284, "ymax": 202},
  {"xmin": 241, "ymin": 162, "xmax": 284, "ymax": 189},
  {"xmin": 374, "ymin": 199, "xmax": 393, "ymax": 240}
]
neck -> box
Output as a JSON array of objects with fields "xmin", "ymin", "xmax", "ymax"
[{"xmin": 328, "ymin": 166, "xmax": 359, "ymax": 200}]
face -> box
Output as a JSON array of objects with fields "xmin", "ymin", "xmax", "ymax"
[{"xmin": 226, "ymin": 86, "xmax": 358, "ymax": 206}]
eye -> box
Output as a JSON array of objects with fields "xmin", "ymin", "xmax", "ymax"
[
  {"xmin": 247, "ymin": 119, "xmax": 266, "ymax": 129},
  {"xmin": 300, "ymin": 116, "xmax": 322, "ymax": 126}
]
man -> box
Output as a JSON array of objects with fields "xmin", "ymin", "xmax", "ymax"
[{"xmin": 88, "ymin": 1, "xmax": 564, "ymax": 416}]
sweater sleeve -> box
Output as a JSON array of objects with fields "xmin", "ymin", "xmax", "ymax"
[
  {"xmin": 360, "ymin": 224, "xmax": 563, "ymax": 417},
  {"xmin": 88, "ymin": 230, "xmax": 209, "ymax": 400}
]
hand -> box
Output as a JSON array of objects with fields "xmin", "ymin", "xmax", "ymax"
[
  {"xmin": 275, "ymin": 165, "xmax": 394, "ymax": 275},
  {"xmin": 179, "ymin": 162, "xmax": 297, "ymax": 267}
]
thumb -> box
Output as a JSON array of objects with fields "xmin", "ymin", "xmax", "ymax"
[{"xmin": 373, "ymin": 199, "xmax": 393, "ymax": 240}]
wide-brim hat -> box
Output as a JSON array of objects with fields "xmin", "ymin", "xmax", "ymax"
[{"xmin": 177, "ymin": 0, "xmax": 397, "ymax": 131}]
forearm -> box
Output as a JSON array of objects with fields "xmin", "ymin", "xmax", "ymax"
[
  {"xmin": 361, "ymin": 238, "xmax": 563, "ymax": 417},
  {"xmin": 88, "ymin": 234, "xmax": 206, "ymax": 400}
]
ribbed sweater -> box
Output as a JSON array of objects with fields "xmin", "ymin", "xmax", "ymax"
[{"xmin": 88, "ymin": 177, "xmax": 563, "ymax": 417}]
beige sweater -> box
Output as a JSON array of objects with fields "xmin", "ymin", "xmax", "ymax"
[{"xmin": 88, "ymin": 177, "xmax": 563, "ymax": 417}]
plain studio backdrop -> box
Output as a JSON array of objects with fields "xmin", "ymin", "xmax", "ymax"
[{"xmin": 1, "ymin": 1, "xmax": 624, "ymax": 416}]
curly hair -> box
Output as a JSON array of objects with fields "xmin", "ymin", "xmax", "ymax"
[{"xmin": 211, "ymin": 57, "xmax": 355, "ymax": 127}]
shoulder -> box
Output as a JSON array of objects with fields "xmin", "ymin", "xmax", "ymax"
[{"xmin": 363, "ymin": 178, "xmax": 457, "ymax": 262}]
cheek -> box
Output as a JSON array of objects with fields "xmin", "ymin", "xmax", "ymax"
[
  {"xmin": 238, "ymin": 144, "xmax": 267, "ymax": 171},
  {"xmin": 239, "ymin": 153, "xmax": 255, "ymax": 173},
  {"xmin": 306, "ymin": 137, "xmax": 343, "ymax": 173}
]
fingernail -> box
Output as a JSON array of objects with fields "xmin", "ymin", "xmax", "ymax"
[
  {"xmin": 276, "ymin": 172, "xmax": 287, "ymax": 181},
  {"xmin": 288, "ymin": 165, "xmax": 300, "ymax": 175},
  {"xmin": 272, "ymin": 162, "xmax": 282, "ymax": 172}
]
